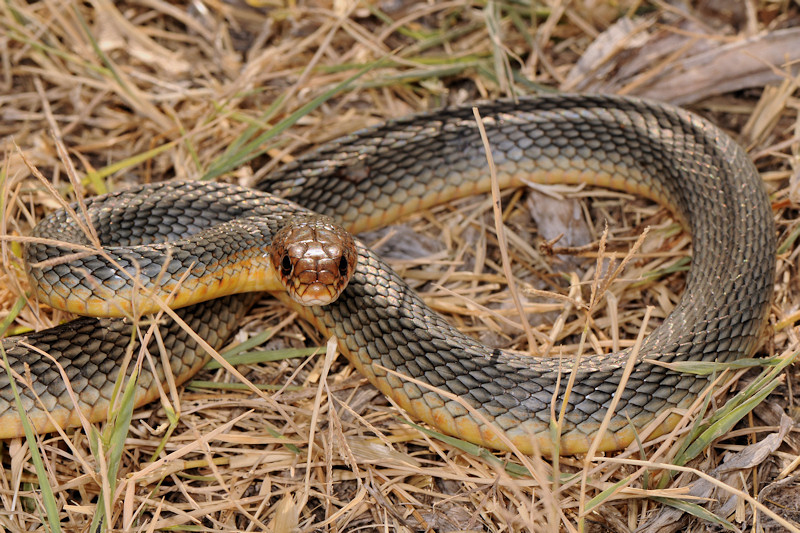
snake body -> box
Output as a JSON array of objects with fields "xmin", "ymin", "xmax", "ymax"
[{"xmin": 0, "ymin": 96, "xmax": 775, "ymax": 455}]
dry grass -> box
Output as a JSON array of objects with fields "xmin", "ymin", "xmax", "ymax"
[{"xmin": 1, "ymin": 1, "xmax": 800, "ymax": 531}]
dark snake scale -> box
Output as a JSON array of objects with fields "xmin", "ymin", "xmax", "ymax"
[{"xmin": 0, "ymin": 95, "xmax": 775, "ymax": 454}]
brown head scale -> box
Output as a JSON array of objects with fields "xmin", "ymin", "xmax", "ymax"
[{"xmin": 269, "ymin": 217, "xmax": 358, "ymax": 306}]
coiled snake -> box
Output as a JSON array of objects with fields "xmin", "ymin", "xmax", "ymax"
[{"xmin": 0, "ymin": 95, "xmax": 775, "ymax": 455}]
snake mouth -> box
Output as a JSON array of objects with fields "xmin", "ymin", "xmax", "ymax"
[{"xmin": 289, "ymin": 282, "xmax": 340, "ymax": 306}]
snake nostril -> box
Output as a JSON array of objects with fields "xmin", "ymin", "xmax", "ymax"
[{"xmin": 281, "ymin": 254, "xmax": 293, "ymax": 276}]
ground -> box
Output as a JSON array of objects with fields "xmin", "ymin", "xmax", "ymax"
[{"xmin": 1, "ymin": 1, "xmax": 800, "ymax": 532}]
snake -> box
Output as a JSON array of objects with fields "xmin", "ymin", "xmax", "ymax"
[{"xmin": 0, "ymin": 95, "xmax": 775, "ymax": 455}]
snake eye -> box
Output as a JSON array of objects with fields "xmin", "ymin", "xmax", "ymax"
[
  {"xmin": 338, "ymin": 256, "xmax": 349, "ymax": 276},
  {"xmin": 281, "ymin": 255, "xmax": 293, "ymax": 276}
]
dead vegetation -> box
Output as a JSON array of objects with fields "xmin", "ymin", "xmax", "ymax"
[{"xmin": 1, "ymin": 0, "xmax": 800, "ymax": 531}]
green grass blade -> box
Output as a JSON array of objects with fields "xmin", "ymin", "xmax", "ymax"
[
  {"xmin": 652, "ymin": 497, "xmax": 736, "ymax": 530},
  {"xmin": 218, "ymin": 329, "xmax": 276, "ymax": 358},
  {"xmin": 651, "ymin": 356, "xmax": 779, "ymax": 376},
  {"xmin": 84, "ymin": 141, "xmax": 177, "ymax": 192},
  {"xmin": 584, "ymin": 476, "xmax": 632, "ymax": 513},
  {"xmin": 212, "ymin": 93, "xmax": 289, "ymax": 170},
  {"xmin": 90, "ymin": 361, "xmax": 139, "ymax": 532},
  {"xmin": 675, "ymin": 353, "xmax": 796, "ymax": 465},
  {"xmin": 396, "ymin": 417, "xmax": 531, "ymax": 477},
  {"xmin": 777, "ymin": 222, "xmax": 800, "ymax": 254},
  {"xmin": 202, "ymin": 58, "xmax": 387, "ymax": 182},
  {"xmin": 205, "ymin": 345, "xmax": 322, "ymax": 369},
  {"xmin": 186, "ymin": 380, "xmax": 301, "ymax": 392},
  {"xmin": 0, "ymin": 296, "xmax": 63, "ymax": 533}
]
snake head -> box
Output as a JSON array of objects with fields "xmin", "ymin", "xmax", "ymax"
[{"xmin": 269, "ymin": 217, "xmax": 358, "ymax": 306}]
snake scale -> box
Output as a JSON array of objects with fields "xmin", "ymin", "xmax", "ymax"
[{"xmin": 0, "ymin": 95, "xmax": 775, "ymax": 455}]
